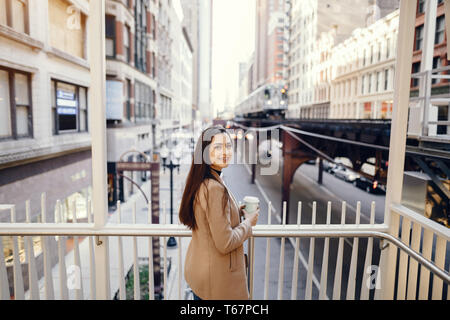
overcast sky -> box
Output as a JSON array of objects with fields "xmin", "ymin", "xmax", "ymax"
[{"xmin": 211, "ymin": 0, "xmax": 256, "ymax": 115}]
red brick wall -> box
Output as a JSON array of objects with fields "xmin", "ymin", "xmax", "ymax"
[{"xmin": 116, "ymin": 21, "xmax": 124, "ymax": 56}]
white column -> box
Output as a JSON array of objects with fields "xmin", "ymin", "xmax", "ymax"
[
  {"xmin": 419, "ymin": 0, "xmax": 438, "ymax": 135},
  {"xmin": 89, "ymin": 0, "xmax": 111, "ymax": 300},
  {"xmin": 381, "ymin": 0, "xmax": 417, "ymax": 300}
]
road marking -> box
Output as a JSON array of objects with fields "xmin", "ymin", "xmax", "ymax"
[
  {"xmin": 247, "ymin": 165, "xmax": 354, "ymax": 250},
  {"xmin": 297, "ymin": 171, "xmax": 370, "ymax": 224},
  {"xmin": 243, "ymin": 163, "xmax": 328, "ymax": 299},
  {"xmin": 243, "ymin": 164, "xmax": 277, "ymax": 214}
]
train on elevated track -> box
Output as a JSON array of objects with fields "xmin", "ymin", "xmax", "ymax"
[{"xmin": 235, "ymin": 84, "xmax": 288, "ymax": 119}]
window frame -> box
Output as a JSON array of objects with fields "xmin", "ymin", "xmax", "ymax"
[
  {"xmin": 105, "ymin": 15, "xmax": 116, "ymax": 58},
  {"xmin": 0, "ymin": 66, "xmax": 33, "ymax": 141},
  {"xmin": 385, "ymin": 69, "xmax": 389, "ymax": 91},
  {"xmin": 435, "ymin": 16, "xmax": 445, "ymax": 45},
  {"xmin": 415, "ymin": 25, "xmax": 424, "ymax": 51},
  {"xmin": 124, "ymin": 24, "xmax": 131, "ymax": 63},
  {"xmin": 52, "ymin": 79, "xmax": 88, "ymax": 135}
]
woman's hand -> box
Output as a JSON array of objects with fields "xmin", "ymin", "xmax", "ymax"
[
  {"xmin": 239, "ymin": 204, "xmax": 246, "ymax": 218},
  {"xmin": 242, "ymin": 207, "xmax": 259, "ymax": 227}
]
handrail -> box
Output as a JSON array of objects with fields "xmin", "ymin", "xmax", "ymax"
[
  {"xmin": 391, "ymin": 204, "xmax": 450, "ymax": 240},
  {"xmin": 0, "ymin": 222, "xmax": 448, "ymax": 285}
]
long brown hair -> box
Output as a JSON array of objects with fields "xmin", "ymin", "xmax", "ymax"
[{"xmin": 179, "ymin": 126, "xmax": 231, "ymax": 230}]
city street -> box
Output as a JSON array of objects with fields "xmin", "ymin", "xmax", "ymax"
[{"xmin": 222, "ymin": 162, "xmax": 382, "ymax": 300}]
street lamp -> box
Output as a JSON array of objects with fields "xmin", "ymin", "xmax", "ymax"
[{"xmin": 160, "ymin": 144, "xmax": 181, "ymax": 248}]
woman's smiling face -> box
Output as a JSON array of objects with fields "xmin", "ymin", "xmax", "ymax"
[{"xmin": 209, "ymin": 133, "xmax": 233, "ymax": 170}]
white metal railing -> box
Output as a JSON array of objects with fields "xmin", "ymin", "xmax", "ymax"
[
  {"xmin": 0, "ymin": 198, "xmax": 448, "ymax": 300},
  {"xmin": 409, "ymin": 66, "xmax": 450, "ymax": 139}
]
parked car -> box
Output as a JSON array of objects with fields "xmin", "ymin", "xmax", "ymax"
[
  {"xmin": 333, "ymin": 166, "xmax": 359, "ymax": 182},
  {"xmin": 353, "ymin": 176, "xmax": 386, "ymax": 194},
  {"xmin": 323, "ymin": 160, "xmax": 336, "ymax": 173},
  {"xmin": 306, "ymin": 158, "xmax": 317, "ymax": 165}
]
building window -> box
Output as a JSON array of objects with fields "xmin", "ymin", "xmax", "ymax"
[
  {"xmin": 0, "ymin": 67, "xmax": 32, "ymax": 140},
  {"xmin": 135, "ymin": 81, "xmax": 152, "ymax": 121},
  {"xmin": 151, "ymin": 52, "xmax": 156, "ymax": 78},
  {"xmin": 135, "ymin": 0, "xmax": 148, "ymax": 73},
  {"xmin": 418, "ymin": 0, "xmax": 425, "ymax": 14},
  {"xmin": 432, "ymin": 57, "xmax": 442, "ymax": 84},
  {"xmin": 376, "ymin": 72, "xmax": 381, "ymax": 92},
  {"xmin": 0, "ymin": 0, "xmax": 29, "ymax": 34},
  {"xmin": 368, "ymin": 74, "xmax": 372, "ymax": 93},
  {"xmin": 124, "ymin": 25, "xmax": 131, "ymax": 63},
  {"xmin": 105, "ymin": 15, "xmax": 116, "ymax": 58},
  {"xmin": 370, "ymin": 46, "xmax": 374, "ymax": 64},
  {"xmin": 415, "ymin": 25, "xmax": 424, "ymax": 51},
  {"xmin": 151, "ymin": 14, "xmax": 156, "ymax": 39},
  {"xmin": 385, "ymin": 69, "xmax": 389, "ymax": 90},
  {"xmin": 386, "ymin": 38, "xmax": 390, "ymax": 59},
  {"xmin": 412, "ymin": 63, "xmax": 421, "ymax": 87},
  {"xmin": 52, "ymin": 80, "xmax": 88, "ymax": 134},
  {"xmin": 435, "ymin": 16, "xmax": 445, "ymax": 45},
  {"xmin": 125, "ymin": 79, "xmax": 131, "ymax": 120},
  {"xmin": 378, "ymin": 43, "xmax": 381, "ymax": 61},
  {"xmin": 361, "ymin": 75, "xmax": 365, "ymax": 94}
]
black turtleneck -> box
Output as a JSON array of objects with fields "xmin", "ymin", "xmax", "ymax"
[{"xmin": 211, "ymin": 168, "xmax": 222, "ymax": 176}]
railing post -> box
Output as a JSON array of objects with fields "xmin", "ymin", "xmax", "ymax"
[
  {"xmin": 89, "ymin": 0, "xmax": 110, "ymax": 300},
  {"xmin": 381, "ymin": 0, "xmax": 417, "ymax": 300}
]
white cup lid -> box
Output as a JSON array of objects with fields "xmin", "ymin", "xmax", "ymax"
[{"xmin": 243, "ymin": 196, "xmax": 259, "ymax": 203}]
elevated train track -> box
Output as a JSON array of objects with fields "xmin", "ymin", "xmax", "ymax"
[{"xmin": 227, "ymin": 117, "xmax": 449, "ymax": 225}]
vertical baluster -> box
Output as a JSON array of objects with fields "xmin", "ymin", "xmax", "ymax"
[
  {"xmin": 178, "ymin": 235, "xmax": 182, "ymax": 300},
  {"xmin": 87, "ymin": 199, "xmax": 96, "ymax": 300},
  {"xmin": 249, "ymin": 236, "xmax": 255, "ymax": 300},
  {"xmin": 305, "ymin": 202, "xmax": 317, "ymax": 300},
  {"xmin": 117, "ymin": 201, "xmax": 126, "ymax": 300},
  {"xmin": 406, "ymin": 222, "xmax": 421, "ymax": 300},
  {"xmin": 432, "ymin": 236, "xmax": 446, "ymax": 300},
  {"xmin": 163, "ymin": 201, "xmax": 168, "ymax": 300},
  {"xmin": 418, "ymin": 228, "xmax": 433, "ymax": 300},
  {"xmin": 0, "ymin": 231, "xmax": 10, "ymax": 300},
  {"xmin": 72, "ymin": 200, "xmax": 83, "ymax": 300},
  {"xmin": 41, "ymin": 193, "xmax": 54, "ymax": 300},
  {"xmin": 277, "ymin": 202, "xmax": 287, "ymax": 300},
  {"xmin": 332, "ymin": 201, "xmax": 346, "ymax": 300},
  {"xmin": 132, "ymin": 202, "xmax": 140, "ymax": 300},
  {"xmin": 319, "ymin": 202, "xmax": 331, "ymax": 300},
  {"xmin": 11, "ymin": 205, "xmax": 25, "ymax": 300},
  {"xmin": 264, "ymin": 202, "xmax": 272, "ymax": 300},
  {"xmin": 396, "ymin": 216, "xmax": 412, "ymax": 300},
  {"xmin": 346, "ymin": 201, "xmax": 361, "ymax": 300},
  {"xmin": 57, "ymin": 201, "xmax": 68, "ymax": 300},
  {"xmin": 291, "ymin": 202, "xmax": 302, "ymax": 300},
  {"xmin": 25, "ymin": 200, "xmax": 39, "ymax": 300},
  {"xmin": 360, "ymin": 201, "xmax": 376, "ymax": 300},
  {"xmin": 147, "ymin": 202, "xmax": 155, "ymax": 300}
]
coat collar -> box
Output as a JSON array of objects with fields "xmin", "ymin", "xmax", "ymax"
[
  {"xmin": 210, "ymin": 168, "xmax": 239, "ymax": 210},
  {"xmin": 210, "ymin": 167, "xmax": 223, "ymax": 182}
]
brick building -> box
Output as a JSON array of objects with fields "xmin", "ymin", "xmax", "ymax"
[{"xmin": 0, "ymin": 0, "xmax": 93, "ymax": 294}]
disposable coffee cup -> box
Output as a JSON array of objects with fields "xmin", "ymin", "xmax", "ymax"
[{"xmin": 243, "ymin": 196, "xmax": 259, "ymax": 214}]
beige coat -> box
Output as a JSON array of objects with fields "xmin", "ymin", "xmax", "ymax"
[{"xmin": 184, "ymin": 171, "xmax": 253, "ymax": 300}]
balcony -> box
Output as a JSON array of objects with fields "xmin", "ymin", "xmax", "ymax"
[
  {"xmin": 0, "ymin": 197, "xmax": 448, "ymax": 300},
  {"xmin": 408, "ymin": 66, "xmax": 450, "ymax": 144}
]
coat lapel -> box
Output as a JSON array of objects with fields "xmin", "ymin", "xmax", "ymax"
[{"xmin": 210, "ymin": 169, "xmax": 240, "ymax": 224}]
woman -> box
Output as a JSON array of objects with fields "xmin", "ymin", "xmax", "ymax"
[{"xmin": 179, "ymin": 126, "xmax": 259, "ymax": 300}]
